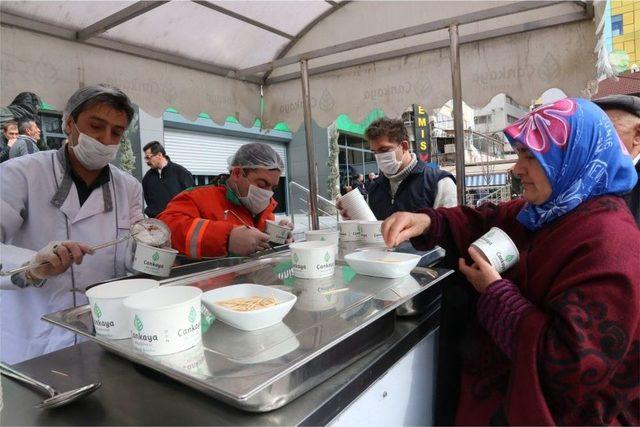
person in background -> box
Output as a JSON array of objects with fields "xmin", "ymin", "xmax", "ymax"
[
  {"xmin": 365, "ymin": 171, "xmax": 377, "ymax": 194},
  {"xmin": 0, "ymin": 84, "xmax": 142, "ymax": 364},
  {"xmin": 0, "ymin": 120, "xmax": 19, "ymax": 162},
  {"xmin": 9, "ymin": 119, "xmax": 41, "ymax": 159},
  {"xmin": 381, "ymin": 98, "xmax": 639, "ymax": 425},
  {"xmin": 142, "ymin": 141, "xmax": 194, "ymax": 218},
  {"xmin": 0, "ymin": 92, "xmax": 41, "ymax": 128},
  {"xmin": 593, "ymin": 94, "xmax": 640, "ymax": 227},
  {"xmin": 159, "ymin": 143, "xmax": 293, "ymax": 258},
  {"xmin": 350, "ymin": 174, "xmax": 367, "ymax": 196},
  {"xmin": 338, "ymin": 117, "xmax": 457, "ymax": 220}
]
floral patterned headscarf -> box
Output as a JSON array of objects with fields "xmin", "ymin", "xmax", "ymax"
[{"xmin": 504, "ymin": 98, "xmax": 637, "ymax": 231}]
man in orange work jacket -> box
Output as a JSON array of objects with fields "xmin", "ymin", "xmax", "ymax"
[{"xmin": 158, "ymin": 143, "xmax": 292, "ymax": 257}]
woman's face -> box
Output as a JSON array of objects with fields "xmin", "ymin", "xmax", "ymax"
[{"xmin": 513, "ymin": 147, "xmax": 552, "ymax": 205}]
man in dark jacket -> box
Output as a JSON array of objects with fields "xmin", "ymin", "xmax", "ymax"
[
  {"xmin": 339, "ymin": 117, "xmax": 457, "ymax": 220},
  {"xmin": 594, "ymin": 95, "xmax": 640, "ymax": 227},
  {"xmin": 9, "ymin": 119, "xmax": 42, "ymax": 159},
  {"xmin": 142, "ymin": 141, "xmax": 195, "ymax": 218}
]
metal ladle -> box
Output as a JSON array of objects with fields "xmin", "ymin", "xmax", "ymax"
[{"xmin": 0, "ymin": 362, "xmax": 101, "ymax": 409}]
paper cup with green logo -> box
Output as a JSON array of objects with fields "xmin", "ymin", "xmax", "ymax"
[
  {"xmin": 86, "ymin": 279, "xmax": 160, "ymax": 339},
  {"xmin": 470, "ymin": 227, "xmax": 519, "ymax": 273},
  {"xmin": 338, "ymin": 220, "xmax": 362, "ymax": 242},
  {"xmin": 358, "ymin": 221, "xmax": 384, "ymax": 243},
  {"xmin": 305, "ymin": 229, "xmax": 339, "ymax": 254},
  {"xmin": 265, "ymin": 220, "xmax": 291, "ymax": 244},
  {"xmin": 123, "ymin": 286, "xmax": 203, "ymax": 356},
  {"xmin": 289, "ymin": 241, "xmax": 336, "ymax": 279},
  {"xmin": 155, "ymin": 342, "xmax": 210, "ymax": 378},
  {"xmin": 132, "ymin": 242, "xmax": 178, "ymax": 277}
]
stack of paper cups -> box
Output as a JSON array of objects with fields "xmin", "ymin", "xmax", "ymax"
[{"xmin": 338, "ymin": 189, "xmax": 377, "ymax": 221}]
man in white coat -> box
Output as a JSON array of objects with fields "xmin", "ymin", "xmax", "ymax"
[{"xmin": 0, "ymin": 84, "xmax": 143, "ymax": 364}]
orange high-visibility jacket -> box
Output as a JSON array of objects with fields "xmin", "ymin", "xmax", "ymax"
[{"xmin": 157, "ymin": 185, "xmax": 277, "ymax": 258}]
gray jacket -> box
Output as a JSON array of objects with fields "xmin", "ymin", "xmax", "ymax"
[{"xmin": 9, "ymin": 135, "xmax": 39, "ymax": 159}]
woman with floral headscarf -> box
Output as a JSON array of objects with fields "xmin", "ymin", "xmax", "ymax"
[{"xmin": 382, "ymin": 98, "xmax": 639, "ymax": 425}]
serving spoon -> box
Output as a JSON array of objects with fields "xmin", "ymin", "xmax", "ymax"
[{"xmin": 0, "ymin": 362, "xmax": 101, "ymax": 409}]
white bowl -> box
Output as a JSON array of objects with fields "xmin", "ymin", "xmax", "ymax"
[
  {"xmin": 123, "ymin": 285, "xmax": 203, "ymax": 356},
  {"xmin": 344, "ymin": 250, "xmax": 422, "ymax": 278},
  {"xmin": 204, "ymin": 321, "xmax": 300, "ymax": 364},
  {"xmin": 289, "ymin": 241, "xmax": 337, "ymax": 279},
  {"xmin": 201, "ymin": 284, "xmax": 297, "ymax": 331},
  {"xmin": 265, "ymin": 220, "xmax": 291, "ymax": 245},
  {"xmin": 86, "ymin": 279, "xmax": 160, "ymax": 339}
]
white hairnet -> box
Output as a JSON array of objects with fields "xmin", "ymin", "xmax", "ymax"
[
  {"xmin": 228, "ymin": 142, "xmax": 285, "ymax": 171},
  {"xmin": 62, "ymin": 84, "xmax": 133, "ymax": 134}
]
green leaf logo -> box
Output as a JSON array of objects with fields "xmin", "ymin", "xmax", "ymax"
[
  {"xmin": 152, "ymin": 252, "xmax": 160, "ymax": 262},
  {"xmin": 324, "ymin": 251, "xmax": 330, "ymax": 262},
  {"xmin": 357, "ymin": 225, "xmax": 363, "ymax": 234},
  {"xmin": 293, "ymin": 253, "xmax": 299, "ymax": 263},
  {"xmin": 188, "ymin": 306, "xmax": 197, "ymax": 323},
  {"xmin": 506, "ymin": 255, "xmax": 515, "ymax": 262},
  {"xmin": 93, "ymin": 303, "xmax": 102, "ymax": 319},
  {"xmin": 134, "ymin": 315, "xmax": 144, "ymax": 332},
  {"xmin": 320, "ymin": 237, "xmax": 326, "ymax": 241}
]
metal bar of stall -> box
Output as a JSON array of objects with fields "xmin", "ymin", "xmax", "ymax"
[
  {"xmin": 448, "ymin": 23, "xmax": 466, "ymax": 206},
  {"xmin": 300, "ymin": 59, "xmax": 320, "ymax": 230}
]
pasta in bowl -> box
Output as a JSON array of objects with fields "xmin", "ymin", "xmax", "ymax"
[{"xmin": 201, "ymin": 284, "xmax": 297, "ymax": 331}]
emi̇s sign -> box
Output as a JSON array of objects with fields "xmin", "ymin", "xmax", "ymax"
[{"xmin": 412, "ymin": 104, "xmax": 430, "ymax": 163}]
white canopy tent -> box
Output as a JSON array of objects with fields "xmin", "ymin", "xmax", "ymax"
[{"xmin": 0, "ymin": 0, "xmax": 605, "ymax": 225}]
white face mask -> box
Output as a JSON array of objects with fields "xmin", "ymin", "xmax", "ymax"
[
  {"xmin": 238, "ymin": 184, "xmax": 273, "ymax": 215},
  {"xmin": 375, "ymin": 148, "xmax": 403, "ymax": 176},
  {"xmin": 71, "ymin": 124, "xmax": 119, "ymax": 170}
]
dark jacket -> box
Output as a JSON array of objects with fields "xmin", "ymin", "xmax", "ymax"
[
  {"xmin": 142, "ymin": 160, "xmax": 195, "ymax": 218},
  {"xmin": 626, "ymin": 162, "xmax": 640, "ymax": 227},
  {"xmin": 367, "ymin": 160, "xmax": 454, "ymax": 220},
  {"xmin": 9, "ymin": 135, "xmax": 39, "ymax": 159},
  {"xmin": 351, "ymin": 179, "xmax": 367, "ymax": 196}
]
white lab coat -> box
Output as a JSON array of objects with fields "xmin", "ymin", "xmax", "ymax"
[{"xmin": 0, "ymin": 148, "xmax": 143, "ymax": 364}]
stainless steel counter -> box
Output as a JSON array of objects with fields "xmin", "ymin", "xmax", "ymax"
[{"xmin": 1, "ymin": 269, "xmax": 453, "ymax": 426}]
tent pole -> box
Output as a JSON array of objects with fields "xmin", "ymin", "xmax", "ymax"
[
  {"xmin": 300, "ymin": 59, "xmax": 320, "ymax": 230},
  {"xmin": 448, "ymin": 23, "xmax": 466, "ymax": 206}
]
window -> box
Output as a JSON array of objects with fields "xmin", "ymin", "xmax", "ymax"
[
  {"xmin": 612, "ymin": 14, "xmax": 623, "ymax": 37},
  {"xmin": 474, "ymin": 115, "xmax": 492, "ymax": 125},
  {"xmin": 507, "ymin": 115, "xmax": 520, "ymax": 124}
]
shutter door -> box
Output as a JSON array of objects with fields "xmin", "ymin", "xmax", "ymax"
[{"xmin": 163, "ymin": 129, "xmax": 287, "ymax": 176}]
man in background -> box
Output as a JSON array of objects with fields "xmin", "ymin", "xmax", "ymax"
[
  {"xmin": 1, "ymin": 121, "xmax": 19, "ymax": 162},
  {"xmin": 594, "ymin": 95, "xmax": 640, "ymax": 227},
  {"xmin": 142, "ymin": 140, "xmax": 194, "ymax": 218},
  {"xmin": 9, "ymin": 119, "xmax": 42, "ymax": 159}
]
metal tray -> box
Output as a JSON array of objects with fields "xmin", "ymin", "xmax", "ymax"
[{"xmin": 44, "ymin": 254, "xmax": 448, "ymax": 412}]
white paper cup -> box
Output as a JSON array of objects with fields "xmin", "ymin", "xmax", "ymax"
[
  {"xmin": 338, "ymin": 189, "xmax": 377, "ymax": 221},
  {"xmin": 123, "ymin": 286, "xmax": 203, "ymax": 356},
  {"xmin": 86, "ymin": 279, "xmax": 160, "ymax": 339},
  {"xmin": 289, "ymin": 241, "xmax": 337, "ymax": 279},
  {"xmin": 132, "ymin": 242, "xmax": 178, "ymax": 277},
  {"xmin": 265, "ymin": 220, "xmax": 291, "ymax": 245},
  {"xmin": 292, "ymin": 277, "xmax": 340, "ymax": 311},
  {"xmin": 155, "ymin": 343, "xmax": 210, "ymax": 377},
  {"xmin": 358, "ymin": 221, "xmax": 384, "ymax": 243},
  {"xmin": 305, "ymin": 229, "xmax": 339, "ymax": 254},
  {"xmin": 471, "ymin": 227, "xmax": 519, "ymax": 273},
  {"xmin": 339, "ymin": 220, "xmax": 362, "ymax": 242}
]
